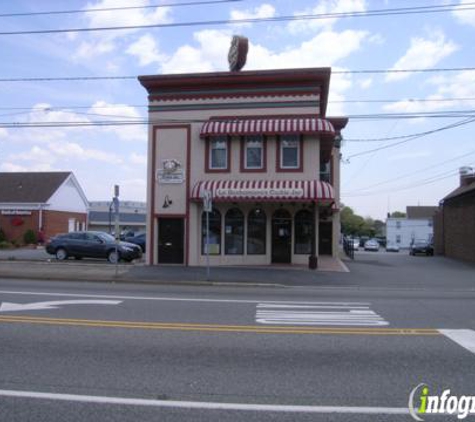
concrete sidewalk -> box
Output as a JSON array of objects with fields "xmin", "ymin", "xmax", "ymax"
[{"xmin": 0, "ymin": 255, "xmax": 349, "ymax": 287}]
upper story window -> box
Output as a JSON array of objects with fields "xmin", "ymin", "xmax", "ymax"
[
  {"xmin": 241, "ymin": 135, "xmax": 265, "ymax": 172},
  {"xmin": 278, "ymin": 134, "xmax": 302, "ymax": 171},
  {"xmin": 244, "ymin": 135, "xmax": 264, "ymax": 170},
  {"xmin": 396, "ymin": 221, "xmax": 401, "ymax": 229},
  {"xmin": 320, "ymin": 161, "xmax": 331, "ymax": 183},
  {"xmin": 207, "ymin": 136, "xmax": 229, "ymax": 171}
]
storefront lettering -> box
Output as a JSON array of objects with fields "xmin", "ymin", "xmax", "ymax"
[
  {"xmin": 1, "ymin": 210, "xmax": 32, "ymax": 216},
  {"xmin": 215, "ymin": 188, "xmax": 304, "ymax": 198}
]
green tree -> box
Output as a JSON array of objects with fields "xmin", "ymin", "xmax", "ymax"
[
  {"xmin": 23, "ymin": 229, "xmax": 37, "ymax": 245},
  {"xmin": 341, "ymin": 206, "xmax": 366, "ymax": 236},
  {"xmin": 390, "ymin": 211, "xmax": 406, "ymax": 218}
]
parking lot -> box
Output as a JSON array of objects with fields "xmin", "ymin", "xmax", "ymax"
[{"xmin": 0, "ymin": 245, "xmax": 474, "ymax": 291}]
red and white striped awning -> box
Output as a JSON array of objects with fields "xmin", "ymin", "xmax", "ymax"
[
  {"xmin": 191, "ymin": 180, "xmax": 334, "ymax": 202},
  {"xmin": 200, "ymin": 117, "xmax": 335, "ymax": 138}
]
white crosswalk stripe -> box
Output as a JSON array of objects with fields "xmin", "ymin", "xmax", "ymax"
[{"xmin": 256, "ymin": 302, "xmax": 389, "ymax": 326}]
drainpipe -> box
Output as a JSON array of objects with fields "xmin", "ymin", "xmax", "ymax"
[{"xmin": 38, "ymin": 205, "xmax": 43, "ymax": 231}]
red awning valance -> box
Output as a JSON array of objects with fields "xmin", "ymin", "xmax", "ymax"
[
  {"xmin": 200, "ymin": 117, "xmax": 335, "ymax": 138},
  {"xmin": 191, "ymin": 180, "xmax": 334, "ymax": 202}
]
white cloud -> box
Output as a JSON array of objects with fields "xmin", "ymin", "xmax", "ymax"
[
  {"xmin": 7, "ymin": 142, "xmax": 123, "ymax": 166},
  {"xmin": 8, "ymin": 145, "xmax": 57, "ymax": 165},
  {"xmin": 385, "ymin": 31, "xmax": 458, "ymax": 82},
  {"xmin": 89, "ymin": 100, "xmax": 146, "ymax": 142},
  {"xmin": 247, "ymin": 30, "xmax": 368, "ymax": 70},
  {"xmin": 288, "ymin": 0, "xmax": 367, "ymax": 34},
  {"xmin": 452, "ymin": 0, "xmax": 475, "ymax": 27},
  {"xmin": 74, "ymin": 0, "xmax": 172, "ymax": 60},
  {"xmin": 230, "ymin": 4, "xmax": 276, "ymax": 27},
  {"xmin": 161, "ymin": 28, "xmax": 368, "ymax": 77},
  {"xmin": 130, "ymin": 153, "xmax": 147, "ymax": 165},
  {"xmin": 359, "ymin": 77, "xmax": 373, "ymax": 89},
  {"xmin": 430, "ymin": 71, "xmax": 475, "ymax": 104},
  {"xmin": 119, "ymin": 178, "xmax": 147, "ymax": 201},
  {"xmin": 161, "ymin": 30, "xmax": 231, "ymax": 74},
  {"xmin": 383, "ymin": 71, "xmax": 475, "ymax": 113},
  {"xmin": 51, "ymin": 142, "xmax": 123, "ymax": 164},
  {"xmin": 126, "ymin": 34, "xmax": 166, "ymax": 66},
  {"xmin": 160, "ymin": 28, "xmax": 367, "ymax": 115},
  {"xmin": 75, "ymin": 40, "xmax": 115, "ymax": 60},
  {"xmin": 0, "ymin": 162, "xmax": 54, "ymax": 172}
]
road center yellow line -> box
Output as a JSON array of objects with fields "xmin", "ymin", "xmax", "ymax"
[{"xmin": 0, "ymin": 315, "xmax": 440, "ymax": 336}]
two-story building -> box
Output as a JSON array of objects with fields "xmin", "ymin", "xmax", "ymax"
[
  {"xmin": 386, "ymin": 206, "xmax": 437, "ymax": 248},
  {"xmin": 139, "ymin": 67, "xmax": 347, "ymax": 266}
]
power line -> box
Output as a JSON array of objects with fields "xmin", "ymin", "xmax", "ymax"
[
  {"xmin": 342, "ymin": 168, "xmax": 471, "ymax": 197},
  {"xmin": 345, "ymin": 117, "xmax": 475, "ymax": 160},
  {"xmin": 1, "ymin": 67, "xmax": 474, "ymax": 83},
  {"xmin": 345, "ymin": 149, "xmax": 475, "ymax": 193},
  {"xmin": 1, "ymin": 97, "xmax": 474, "ymax": 112},
  {"xmin": 0, "ymin": 0, "xmax": 243, "ymax": 18},
  {"xmin": 1, "ymin": 2, "xmax": 475, "ymax": 36},
  {"xmin": 345, "ymin": 119, "xmax": 475, "ymax": 142},
  {"xmin": 333, "ymin": 97, "xmax": 475, "ymax": 104},
  {"xmin": 2, "ymin": 111, "xmax": 475, "ymax": 129}
]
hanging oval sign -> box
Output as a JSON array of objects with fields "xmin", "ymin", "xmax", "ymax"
[{"xmin": 228, "ymin": 35, "xmax": 249, "ymax": 72}]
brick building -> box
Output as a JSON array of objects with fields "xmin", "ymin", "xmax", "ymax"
[
  {"xmin": 433, "ymin": 167, "xmax": 475, "ymax": 263},
  {"xmin": 0, "ymin": 172, "xmax": 89, "ymax": 244}
]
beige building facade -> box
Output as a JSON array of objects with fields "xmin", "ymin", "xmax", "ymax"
[{"xmin": 139, "ymin": 68, "xmax": 347, "ymax": 267}]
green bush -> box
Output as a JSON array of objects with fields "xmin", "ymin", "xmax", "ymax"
[
  {"xmin": 0, "ymin": 240, "xmax": 12, "ymax": 249},
  {"xmin": 23, "ymin": 229, "xmax": 37, "ymax": 245},
  {"xmin": 0, "ymin": 228, "xmax": 6, "ymax": 242}
]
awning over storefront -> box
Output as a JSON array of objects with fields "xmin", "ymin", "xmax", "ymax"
[
  {"xmin": 200, "ymin": 117, "xmax": 335, "ymax": 138},
  {"xmin": 191, "ymin": 180, "xmax": 334, "ymax": 202}
]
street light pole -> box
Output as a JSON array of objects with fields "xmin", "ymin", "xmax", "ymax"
[{"xmin": 113, "ymin": 185, "xmax": 120, "ymax": 277}]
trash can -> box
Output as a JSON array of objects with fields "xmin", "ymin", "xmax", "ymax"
[{"xmin": 308, "ymin": 255, "xmax": 318, "ymax": 270}]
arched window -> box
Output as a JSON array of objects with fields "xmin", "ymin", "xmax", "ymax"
[
  {"xmin": 201, "ymin": 208, "xmax": 221, "ymax": 255},
  {"xmin": 225, "ymin": 208, "xmax": 244, "ymax": 255},
  {"xmin": 247, "ymin": 208, "xmax": 266, "ymax": 254},
  {"xmin": 294, "ymin": 209, "xmax": 314, "ymax": 254}
]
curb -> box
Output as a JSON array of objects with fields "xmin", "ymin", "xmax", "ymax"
[{"xmin": 0, "ymin": 271, "xmax": 287, "ymax": 289}]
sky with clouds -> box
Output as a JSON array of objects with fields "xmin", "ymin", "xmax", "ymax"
[{"xmin": 1, "ymin": 0, "xmax": 475, "ymax": 219}]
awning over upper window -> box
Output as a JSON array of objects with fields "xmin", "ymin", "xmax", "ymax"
[
  {"xmin": 191, "ymin": 180, "xmax": 334, "ymax": 202},
  {"xmin": 200, "ymin": 117, "xmax": 335, "ymax": 138}
]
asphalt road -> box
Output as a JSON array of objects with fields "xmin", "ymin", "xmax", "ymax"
[{"xmin": 0, "ymin": 254, "xmax": 474, "ymax": 421}]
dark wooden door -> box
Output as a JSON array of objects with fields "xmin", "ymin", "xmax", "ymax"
[
  {"xmin": 272, "ymin": 210, "xmax": 292, "ymax": 264},
  {"xmin": 319, "ymin": 222, "xmax": 333, "ymax": 255},
  {"xmin": 158, "ymin": 218, "xmax": 184, "ymax": 264}
]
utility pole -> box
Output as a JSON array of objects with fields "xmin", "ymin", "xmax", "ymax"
[{"xmin": 202, "ymin": 189, "xmax": 212, "ymax": 281}]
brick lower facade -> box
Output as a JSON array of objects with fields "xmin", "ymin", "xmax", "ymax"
[
  {"xmin": 433, "ymin": 192, "xmax": 475, "ymax": 263},
  {"xmin": 0, "ymin": 210, "xmax": 87, "ymax": 244}
]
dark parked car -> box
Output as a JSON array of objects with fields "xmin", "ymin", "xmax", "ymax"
[
  {"xmin": 124, "ymin": 232, "xmax": 146, "ymax": 253},
  {"xmin": 409, "ymin": 240, "xmax": 434, "ymax": 256},
  {"xmin": 46, "ymin": 231, "xmax": 142, "ymax": 263}
]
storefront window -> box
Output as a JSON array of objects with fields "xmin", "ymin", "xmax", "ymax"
[
  {"xmin": 245, "ymin": 135, "xmax": 263, "ymax": 169},
  {"xmin": 280, "ymin": 135, "xmax": 300, "ymax": 169},
  {"xmin": 247, "ymin": 208, "xmax": 266, "ymax": 254},
  {"xmin": 201, "ymin": 208, "xmax": 221, "ymax": 255},
  {"xmin": 295, "ymin": 209, "xmax": 314, "ymax": 254},
  {"xmin": 225, "ymin": 208, "xmax": 244, "ymax": 255},
  {"xmin": 209, "ymin": 136, "xmax": 228, "ymax": 169}
]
